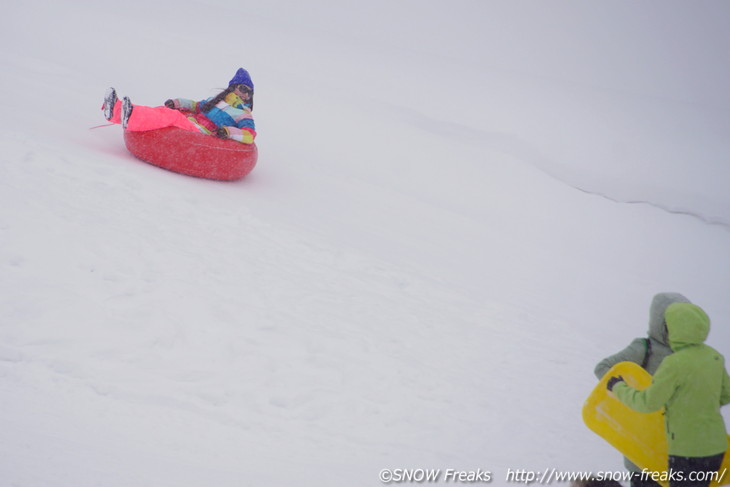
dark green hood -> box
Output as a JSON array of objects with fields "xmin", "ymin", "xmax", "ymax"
[
  {"xmin": 665, "ymin": 302, "xmax": 710, "ymax": 351},
  {"xmin": 648, "ymin": 292, "xmax": 690, "ymax": 345},
  {"xmin": 649, "ymin": 293, "xmax": 689, "ymax": 346}
]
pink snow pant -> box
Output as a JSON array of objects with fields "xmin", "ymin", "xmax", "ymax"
[{"xmin": 109, "ymin": 100, "xmax": 203, "ymax": 133}]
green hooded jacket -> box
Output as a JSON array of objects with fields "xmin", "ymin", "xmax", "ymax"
[{"xmin": 613, "ymin": 302, "xmax": 730, "ymax": 457}]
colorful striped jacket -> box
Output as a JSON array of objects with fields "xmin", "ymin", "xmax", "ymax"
[{"xmin": 170, "ymin": 93, "xmax": 256, "ymax": 144}]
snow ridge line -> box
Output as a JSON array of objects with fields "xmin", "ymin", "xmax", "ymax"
[
  {"xmin": 568, "ymin": 184, "xmax": 730, "ymax": 232},
  {"xmin": 392, "ymin": 105, "xmax": 729, "ymax": 232}
]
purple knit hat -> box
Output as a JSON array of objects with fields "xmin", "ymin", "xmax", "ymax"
[{"xmin": 229, "ymin": 68, "xmax": 254, "ymax": 91}]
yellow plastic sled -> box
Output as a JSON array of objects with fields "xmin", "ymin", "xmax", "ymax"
[{"xmin": 583, "ymin": 361, "xmax": 730, "ymax": 487}]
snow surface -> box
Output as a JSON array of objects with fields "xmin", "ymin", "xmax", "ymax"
[{"xmin": 2, "ymin": 1, "xmax": 730, "ymax": 486}]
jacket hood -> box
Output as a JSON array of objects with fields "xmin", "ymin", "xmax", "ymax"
[
  {"xmin": 666, "ymin": 302, "xmax": 710, "ymax": 351},
  {"xmin": 648, "ymin": 292, "xmax": 690, "ymax": 345}
]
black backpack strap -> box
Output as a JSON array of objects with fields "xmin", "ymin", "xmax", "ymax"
[{"xmin": 641, "ymin": 338, "xmax": 652, "ymax": 369}]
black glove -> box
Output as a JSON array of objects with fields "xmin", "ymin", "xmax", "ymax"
[
  {"xmin": 164, "ymin": 99, "xmax": 175, "ymax": 109},
  {"xmin": 606, "ymin": 376, "xmax": 625, "ymax": 392},
  {"xmin": 215, "ymin": 127, "xmax": 228, "ymax": 139}
]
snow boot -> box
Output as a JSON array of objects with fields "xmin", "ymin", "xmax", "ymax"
[
  {"xmin": 102, "ymin": 87, "xmax": 117, "ymax": 121},
  {"xmin": 121, "ymin": 96, "xmax": 134, "ymax": 129}
]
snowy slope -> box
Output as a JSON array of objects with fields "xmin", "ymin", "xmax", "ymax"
[{"xmin": 2, "ymin": 1, "xmax": 730, "ymax": 486}]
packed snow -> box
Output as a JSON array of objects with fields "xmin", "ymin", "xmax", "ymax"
[{"xmin": 2, "ymin": 1, "xmax": 730, "ymax": 486}]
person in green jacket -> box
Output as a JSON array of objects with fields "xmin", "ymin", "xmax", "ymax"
[
  {"xmin": 595, "ymin": 292, "xmax": 690, "ymax": 487},
  {"xmin": 607, "ymin": 302, "xmax": 730, "ymax": 487}
]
